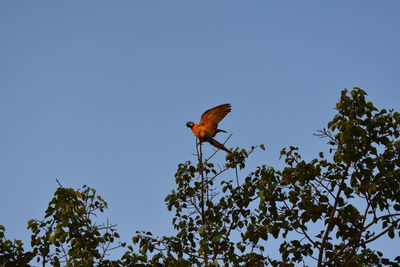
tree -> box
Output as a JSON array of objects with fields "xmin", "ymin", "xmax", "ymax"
[
  {"xmin": 1, "ymin": 88, "xmax": 399, "ymax": 266},
  {"xmin": 1, "ymin": 184, "xmax": 125, "ymax": 266},
  {"xmin": 126, "ymin": 88, "xmax": 400, "ymax": 266},
  {"xmin": 0, "ymin": 225, "xmax": 34, "ymax": 266}
]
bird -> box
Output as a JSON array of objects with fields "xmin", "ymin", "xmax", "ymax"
[{"xmin": 186, "ymin": 104, "xmax": 232, "ymax": 154}]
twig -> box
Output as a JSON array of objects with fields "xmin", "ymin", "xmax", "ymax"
[
  {"xmin": 328, "ymin": 213, "xmax": 400, "ymax": 265},
  {"xmin": 56, "ymin": 178, "xmax": 64, "ymax": 188},
  {"xmin": 235, "ymin": 166, "xmax": 239, "ymax": 187}
]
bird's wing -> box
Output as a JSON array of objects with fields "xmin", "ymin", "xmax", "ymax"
[{"xmin": 198, "ymin": 104, "xmax": 231, "ymax": 133}]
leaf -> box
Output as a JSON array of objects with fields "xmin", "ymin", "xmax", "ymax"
[
  {"xmin": 49, "ymin": 235, "xmax": 56, "ymax": 244},
  {"xmin": 236, "ymin": 242, "xmax": 245, "ymax": 253},
  {"xmin": 368, "ymin": 183, "xmax": 377, "ymax": 194},
  {"xmin": 198, "ymin": 225, "xmax": 206, "ymax": 235},
  {"xmin": 388, "ymin": 228, "xmax": 395, "ymax": 239}
]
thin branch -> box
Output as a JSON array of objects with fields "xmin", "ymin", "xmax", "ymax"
[
  {"xmin": 282, "ymin": 199, "xmax": 316, "ymax": 247},
  {"xmin": 313, "ymin": 178, "xmax": 336, "ymax": 199},
  {"xmin": 317, "ymin": 163, "xmax": 350, "ymax": 266},
  {"xmin": 196, "ymin": 139, "xmax": 209, "ymax": 265},
  {"xmin": 197, "ymin": 141, "xmax": 205, "ymax": 224},
  {"xmin": 359, "ymin": 217, "xmax": 400, "ymax": 246},
  {"xmin": 328, "ymin": 213, "xmax": 400, "ymax": 265},
  {"xmin": 314, "ymin": 128, "xmax": 337, "ymax": 145},
  {"xmin": 235, "ymin": 166, "xmax": 239, "ymax": 187},
  {"xmin": 365, "ymin": 191, "xmax": 377, "ymax": 220},
  {"xmin": 56, "ymin": 178, "xmax": 64, "ymax": 188}
]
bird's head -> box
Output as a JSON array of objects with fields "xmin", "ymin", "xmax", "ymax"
[{"xmin": 186, "ymin": 121, "xmax": 195, "ymax": 129}]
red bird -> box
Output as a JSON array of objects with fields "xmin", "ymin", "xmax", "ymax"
[{"xmin": 186, "ymin": 104, "xmax": 232, "ymax": 154}]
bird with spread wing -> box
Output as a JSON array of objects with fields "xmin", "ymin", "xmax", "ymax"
[{"xmin": 186, "ymin": 104, "xmax": 232, "ymax": 154}]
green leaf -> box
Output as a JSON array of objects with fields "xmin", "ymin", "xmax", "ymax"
[
  {"xmin": 214, "ymin": 234, "xmax": 223, "ymax": 242},
  {"xmin": 198, "ymin": 225, "xmax": 206, "ymax": 235}
]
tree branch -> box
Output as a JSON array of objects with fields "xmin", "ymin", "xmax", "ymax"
[
  {"xmin": 328, "ymin": 213, "xmax": 400, "ymax": 265},
  {"xmin": 317, "ymin": 163, "xmax": 350, "ymax": 266}
]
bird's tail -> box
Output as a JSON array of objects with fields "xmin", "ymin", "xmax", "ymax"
[{"xmin": 209, "ymin": 138, "xmax": 232, "ymax": 154}]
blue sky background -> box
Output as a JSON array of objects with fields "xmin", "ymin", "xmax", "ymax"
[{"xmin": 1, "ymin": 0, "xmax": 399, "ymax": 262}]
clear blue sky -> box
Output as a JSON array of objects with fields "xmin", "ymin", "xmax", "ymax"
[{"xmin": 1, "ymin": 0, "xmax": 399, "ymax": 262}]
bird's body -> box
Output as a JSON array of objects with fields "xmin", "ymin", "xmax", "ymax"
[
  {"xmin": 190, "ymin": 125, "xmax": 226, "ymax": 140},
  {"xmin": 186, "ymin": 104, "xmax": 232, "ymax": 154}
]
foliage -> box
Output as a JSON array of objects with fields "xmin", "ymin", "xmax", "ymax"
[
  {"xmin": 124, "ymin": 144, "xmax": 269, "ymax": 266},
  {"xmin": 0, "ymin": 225, "xmax": 33, "ymax": 266},
  {"xmin": 0, "ymin": 88, "xmax": 399, "ymax": 266},
  {"xmin": 1, "ymin": 185, "xmax": 125, "ymax": 267},
  {"xmin": 126, "ymin": 88, "xmax": 400, "ymax": 266}
]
